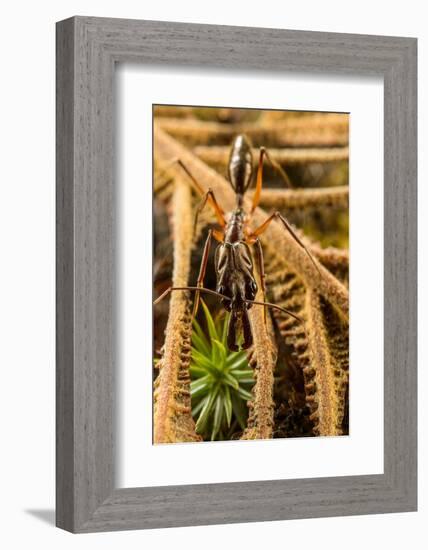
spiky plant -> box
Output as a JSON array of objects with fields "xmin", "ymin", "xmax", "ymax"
[{"xmin": 190, "ymin": 301, "xmax": 254, "ymax": 441}]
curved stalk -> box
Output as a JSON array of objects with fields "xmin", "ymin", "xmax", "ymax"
[
  {"xmin": 254, "ymin": 186, "xmax": 349, "ymax": 211},
  {"xmin": 153, "ymin": 178, "xmax": 201, "ymax": 444},
  {"xmin": 157, "ymin": 113, "xmax": 349, "ymax": 147},
  {"xmin": 241, "ymin": 285, "xmax": 278, "ymax": 441},
  {"xmin": 194, "ymin": 145, "xmax": 349, "ymax": 167}
]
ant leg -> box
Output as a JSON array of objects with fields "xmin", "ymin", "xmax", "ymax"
[
  {"xmin": 250, "ymin": 147, "xmax": 292, "ymax": 214},
  {"xmin": 192, "ymin": 229, "xmax": 213, "ymax": 319},
  {"xmin": 250, "ymin": 147, "xmax": 266, "ymax": 214},
  {"xmin": 249, "ymin": 211, "xmax": 321, "ymax": 276},
  {"xmin": 253, "ymin": 238, "xmax": 267, "ymax": 324},
  {"xmin": 263, "ymin": 147, "xmax": 293, "ymax": 189},
  {"xmin": 154, "ymin": 158, "xmax": 177, "ymax": 194},
  {"xmin": 241, "ymin": 309, "xmax": 253, "ymax": 350},
  {"xmin": 212, "ymin": 229, "xmax": 224, "ymax": 242},
  {"xmin": 193, "ymin": 188, "xmax": 226, "ymax": 236},
  {"xmin": 156, "ymin": 157, "xmax": 226, "ymax": 231},
  {"xmin": 170, "ymin": 159, "xmax": 226, "ymax": 230},
  {"xmin": 156, "ymin": 157, "xmax": 205, "ymax": 195}
]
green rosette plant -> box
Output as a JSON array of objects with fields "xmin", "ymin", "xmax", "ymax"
[{"xmin": 190, "ymin": 301, "xmax": 254, "ymax": 441}]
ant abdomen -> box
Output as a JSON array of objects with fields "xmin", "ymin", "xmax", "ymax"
[{"xmin": 227, "ymin": 134, "xmax": 253, "ymax": 196}]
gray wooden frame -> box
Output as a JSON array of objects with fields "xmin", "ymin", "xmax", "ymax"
[{"xmin": 56, "ymin": 16, "xmax": 417, "ymax": 533}]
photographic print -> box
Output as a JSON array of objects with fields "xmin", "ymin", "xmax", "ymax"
[{"xmin": 153, "ymin": 105, "xmax": 349, "ymax": 444}]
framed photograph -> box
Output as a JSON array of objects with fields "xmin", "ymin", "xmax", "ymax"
[{"xmin": 56, "ymin": 16, "xmax": 417, "ymax": 532}]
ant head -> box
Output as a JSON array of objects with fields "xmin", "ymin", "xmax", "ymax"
[
  {"xmin": 215, "ymin": 242, "xmax": 258, "ymax": 312},
  {"xmin": 227, "ymin": 134, "xmax": 253, "ymax": 196}
]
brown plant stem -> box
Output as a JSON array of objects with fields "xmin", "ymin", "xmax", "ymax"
[
  {"xmin": 153, "ymin": 178, "xmax": 201, "ymax": 444},
  {"xmin": 264, "ymin": 247, "xmax": 348, "ymax": 437},
  {"xmin": 153, "ymin": 105, "xmax": 195, "ymax": 118},
  {"xmin": 194, "ymin": 146, "xmax": 349, "ymax": 166},
  {"xmin": 304, "ymin": 290, "xmax": 348, "ymax": 435},
  {"xmin": 254, "ymin": 186, "xmax": 349, "ymax": 211},
  {"xmin": 157, "ymin": 113, "xmax": 349, "ymax": 147},
  {"xmin": 241, "ymin": 268, "xmax": 278, "ymax": 440},
  {"xmin": 311, "ymin": 246, "xmax": 349, "ymax": 279}
]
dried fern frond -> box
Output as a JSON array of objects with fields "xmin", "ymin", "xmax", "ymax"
[
  {"xmin": 255, "ymin": 186, "xmax": 349, "ymax": 211},
  {"xmin": 157, "ymin": 113, "xmax": 349, "ymax": 147},
  {"xmin": 241, "ymin": 264, "xmax": 278, "ymax": 440},
  {"xmin": 153, "ymin": 178, "xmax": 201, "ymax": 443},
  {"xmin": 194, "ymin": 145, "xmax": 349, "ymax": 167},
  {"xmin": 153, "ymin": 105, "xmax": 195, "ymax": 119},
  {"xmin": 262, "ymin": 242, "xmax": 349, "ymax": 437},
  {"xmin": 312, "ymin": 246, "xmax": 349, "ymax": 286},
  {"xmin": 305, "ymin": 290, "xmax": 349, "ymax": 435}
]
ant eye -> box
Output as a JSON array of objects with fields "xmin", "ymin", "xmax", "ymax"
[{"xmin": 246, "ymin": 280, "xmax": 257, "ymax": 300}]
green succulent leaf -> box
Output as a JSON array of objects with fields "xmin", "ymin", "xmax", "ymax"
[
  {"xmin": 231, "ymin": 393, "xmax": 248, "ymax": 430},
  {"xmin": 191, "ymin": 329, "xmax": 211, "ymax": 357},
  {"xmin": 221, "ymin": 313, "xmax": 229, "ymax": 346},
  {"xmin": 195, "ymin": 387, "xmax": 218, "ymax": 434},
  {"xmin": 189, "ymin": 364, "xmax": 209, "ymax": 377},
  {"xmin": 192, "ymin": 396, "xmax": 208, "ymax": 417},
  {"xmin": 212, "ymin": 339, "xmax": 227, "ymax": 365},
  {"xmin": 223, "ymin": 372, "xmax": 240, "ymax": 391},
  {"xmin": 232, "ymin": 369, "xmax": 254, "ymax": 377},
  {"xmin": 225, "ymin": 354, "xmax": 248, "ymax": 370},
  {"xmin": 211, "ymin": 395, "xmax": 224, "ymax": 441},
  {"xmin": 190, "ymin": 375, "xmax": 211, "ymax": 399},
  {"xmin": 191, "ymin": 349, "xmax": 218, "ymax": 374},
  {"xmin": 201, "ymin": 300, "xmax": 219, "ymax": 341},
  {"xmin": 237, "ymin": 387, "xmax": 253, "ymax": 402},
  {"xmin": 224, "ymin": 386, "xmax": 233, "ymax": 427}
]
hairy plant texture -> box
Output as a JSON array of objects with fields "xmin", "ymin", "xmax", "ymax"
[
  {"xmin": 255, "ymin": 186, "xmax": 349, "ymax": 211},
  {"xmin": 264, "ymin": 245, "xmax": 349, "ymax": 436},
  {"xmin": 157, "ymin": 113, "xmax": 349, "ymax": 147},
  {"xmin": 193, "ymin": 145, "xmax": 349, "ymax": 167},
  {"xmin": 153, "ymin": 178, "xmax": 201, "ymax": 443},
  {"xmin": 241, "ymin": 302, "xmax": 278, "ymax": 440},
  {"xmin": 153, "ymin": 107, "xmax": 349, "ymax": 442}
]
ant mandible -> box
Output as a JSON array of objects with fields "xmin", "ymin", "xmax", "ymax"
[{"xmin": 154, "ymin": 134, "xmax": 321, "ymax": 351}]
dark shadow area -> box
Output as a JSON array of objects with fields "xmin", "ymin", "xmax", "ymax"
[{"xmin": 25, "ymin": 509, "xmax": 55, "ymax": 526}]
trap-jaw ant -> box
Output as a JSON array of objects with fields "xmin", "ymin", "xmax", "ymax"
[{"xmin": 154, "ymin": 134, "xmax": 321, "ymax": 351}]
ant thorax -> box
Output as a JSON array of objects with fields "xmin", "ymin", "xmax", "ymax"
[{"xmin": 224, "ymin": 208, "xmax": 245, "ymax": 243}]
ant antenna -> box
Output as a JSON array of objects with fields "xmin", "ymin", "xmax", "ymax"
[
  {"xmin": 153, "ymin": 286, "xmax": 303, "ymax": 325},
  {"xmin": 244, "ymin": 298, "xmax": 303, "ymax": 324},
  {"xmin": 153, "ymin": 286, "xmax": 229, "ymax": 306}
]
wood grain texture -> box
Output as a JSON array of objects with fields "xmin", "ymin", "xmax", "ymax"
[
  {"xmin": 56, "ymin": 18, "xmax": 75, "ymax": 532},
  {"xmin": 56, "ymin": 16, "xmax": 417, "ymax": 533}
]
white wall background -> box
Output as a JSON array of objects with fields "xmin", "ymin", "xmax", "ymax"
[{"xmin": 0, "ymin": 1, "xmax": 424, "ymax": 548}]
